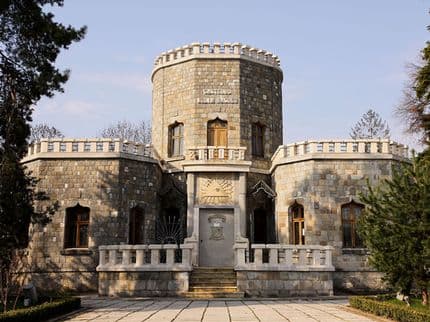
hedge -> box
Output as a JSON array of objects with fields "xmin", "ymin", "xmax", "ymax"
[
  {"xmin": 0, "ymin": 297, "xmax": 80, "ymax": 322},
  {"xmin": 349, "ymin": 296, "xmax": 430, "ymax": 322}
]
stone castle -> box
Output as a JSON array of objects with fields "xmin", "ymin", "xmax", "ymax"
[{"xmin": 23, "ymin": 42, "xmax": 409, "ymax": 297}]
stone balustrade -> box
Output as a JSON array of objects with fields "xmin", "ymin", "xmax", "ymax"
[
  {"xmin": 96, "ymin": 244, "xmax": 193, "ymax": 272},
  {"xmin": 23, "ymin": 138, "xmax": 153, "ymax": 161},
  {"xmin": 187, "ymin": 146, "xmax": 246, "ymax": 161},
  {"xmin": 234, "ymin": 244, "xmax": 335, "ymax": 271},
  {"xmin": 152, "ymin": 42, "xmax": 280, "ymax": 75},
  {"xmin": 271, "ymin": 139, "xmax": 410, "ymax": 165}
]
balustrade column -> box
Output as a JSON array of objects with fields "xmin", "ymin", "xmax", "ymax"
[{"xmin": 99, "ymin": 248, "xmax": 107, "ymax": 266}]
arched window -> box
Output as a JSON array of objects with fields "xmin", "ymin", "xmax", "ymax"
[
  {"xmin": 129, "ymin": 206, "xmax": 145, "ymax": 245},
  {"xmin": 207, "ymin": 118, "xmax": 228, "ymax": 147},
  {"xmin": 64, "ymin": 204, "xmax": 90, "ymax": 248},
  {"xmin": 168, "ymin": 122, "xmax": 184, "ymax": 157},
  {"xmin": 341, "ymin": 201, "xmax": 364, "ymax": 248},
  {"xmin": 290, "ymin": 201, "xmax": 305, "ymax": 245},
  {"xmin": 252, "ymin": 122, "xmax": 265, "ymax": 157}
]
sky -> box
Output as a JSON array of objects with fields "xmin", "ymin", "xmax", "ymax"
[{"xmin": 34, "ymin": 0, "xmax": 429, "ymax": 150}]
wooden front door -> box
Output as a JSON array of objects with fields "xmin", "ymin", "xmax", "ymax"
[{"xmin": 207, "ymin": 119, "xmax": 227, "ymax": 147}]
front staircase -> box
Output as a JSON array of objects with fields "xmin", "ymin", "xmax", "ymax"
[{"xmin": 183, "ymin": 267, "xmax": 244, "ymax": 298}]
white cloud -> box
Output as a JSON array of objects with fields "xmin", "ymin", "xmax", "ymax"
[{"xmin": 77, "ymin": 72, "xmax": 151, "ymax": 93}]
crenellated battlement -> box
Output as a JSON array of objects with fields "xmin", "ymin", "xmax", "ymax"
[
  {"xmin": 151, "ymin": 42, "xmax": 281, "ymax": 79},
  {"xmin": 271, "ymin": 139, "xmax": 410, "ymax": 170}
]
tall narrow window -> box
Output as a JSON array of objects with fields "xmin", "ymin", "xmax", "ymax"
[
  {"xmin": 252, "ymin": 123, "xmax": 265, "ymax": 157},
  {"xmin": 207, "ymin": 118, "xmax": 228, "ymax": 147},
  {"xmin": 168, "ymin": 122, "xmax": 184, "ymax": 157},
  {"xmin": 64, "ymin": 204, "xmax": 90, "ymax": 248},
  {"xmin": 341, "ymin": 201, "xmax": 364, "ymax": 248},
  {"xmin": 290, "ymin": 202, "xmax": 305, "ymax": 245},
  {"xmin": 129, "ymin": 206, "xmax": 145, "ymax": 244}
]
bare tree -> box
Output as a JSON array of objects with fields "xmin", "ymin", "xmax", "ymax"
[
  {"xmin": 396, "ymin": 63, "xmax": 430, "ymax": 145},
  {"xmin": 99, "ymin": 120, "xmax": 151, "ymax": 144},
  {"xmin": 30, "ymin": 123, "xmax": 64, "ymax": 143},
  {"xmin": 350, "ymin": 109, "xmax": 390, "ymax": 139}
]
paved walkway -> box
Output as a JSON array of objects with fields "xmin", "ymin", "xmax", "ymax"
[{"xmin": 59, "ymin": 297, "xmax": 378, "ymax": 322}]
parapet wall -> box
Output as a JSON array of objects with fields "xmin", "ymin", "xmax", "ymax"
[{"xmin": 151, "ymin": 42, "xmax": 281, "ymax": 79}]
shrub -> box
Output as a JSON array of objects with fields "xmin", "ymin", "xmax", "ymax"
[
  {"xmin": 0, "ymin": 297, "xmax": 80, "ymax": 322},
  {"xmin": 349, "ymin": 296, "xmax": 430, "ymax": 322}
]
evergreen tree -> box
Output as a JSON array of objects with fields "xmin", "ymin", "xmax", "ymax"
[
  {"xmin": 358, "ymin": 156, "xmax": 430, "ymax": 305},
  {"xmin": 0, "ymin": 0, "xmax": 85, "ymax": 305},
  {"xmin": 350, "ymin": 109, "xmax": 390, "ymax": 139}
]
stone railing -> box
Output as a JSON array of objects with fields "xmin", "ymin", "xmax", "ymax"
[
  {"xmin": 96, "ymin": 244, "xmax": 193, "ymax": 272},
  {"xmin": 234, "ymin": 244, "xmax": 335, "ymax": 271},
  {"xmin": 152, "ymin": 42, "xmax": 280, "ymax": 76},
  {"xmin": 23, "ymin": 138, "xmax": 153, "ymax": 161},
  {"xmin": 187, "ymin": 146, "xmax": 246, "ymax": 161},
  {"xmin": 271, "ymin": 139, "xmax": 410, "ymax": 165}
]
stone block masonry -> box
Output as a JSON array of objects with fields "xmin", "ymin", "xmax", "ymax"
[{"xmin": 24, "ymin": 152, "xmax": 162, "ymax": 292}]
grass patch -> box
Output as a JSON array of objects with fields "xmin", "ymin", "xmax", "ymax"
[
  {"xmin": 385, "ymin": 298, "xmax": 430, "ymax": 314},
  {"xmin": 0, "ymin": 297, "xmax": 80, "ymax": 322},
  {"xmin": 350, "ymin": 295, "xmax": 430, "ymax": 322}
]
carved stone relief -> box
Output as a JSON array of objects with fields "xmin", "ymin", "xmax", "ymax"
[
  {"xmin": 208, "ymin": 214, "xmax": 226, "ymax": 240},
  {"xmin": 197, "ymin": 173, "xmax": 235, "ymax": 205}
]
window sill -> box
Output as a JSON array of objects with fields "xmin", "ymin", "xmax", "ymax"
[
  {"xmin": 342, "ymin": 248, "xmax": 369, "ymax": 255},
  {"xmin": 165, "ymin": 156, "xmax": 185, "ymax": 162},
  {"xmin": 61, "ymin": 248, "xmax": 93, "ymax": 256}
]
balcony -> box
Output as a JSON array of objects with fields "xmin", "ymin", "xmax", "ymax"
[{"xmin": 183, "ymin": 146, "xmax": 251, "ymax": 172}]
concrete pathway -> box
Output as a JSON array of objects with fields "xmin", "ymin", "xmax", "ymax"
[{"xmin": 59, "ymin": 297, "xmax": 378, "ymax": 322}]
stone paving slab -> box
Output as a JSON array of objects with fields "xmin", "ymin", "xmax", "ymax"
[{"xmin": 59, "ymin": 297, "xmax": 378, "ymax": 322}]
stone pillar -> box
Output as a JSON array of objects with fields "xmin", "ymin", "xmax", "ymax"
[
  {"xmin": 186, "ymin": 173, "xmax": 195, "ymax": 237},
  {"xmin": 238, "ymin": 172, "xmax": 247, "ymax": 239}
]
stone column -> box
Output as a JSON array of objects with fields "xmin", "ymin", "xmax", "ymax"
[
  {"xmin": 238, "ymin": 172, "xmax": 247, "ymax": 238},
  {"xmin": 186, "ymin": 173, "xmax": 195, "ymax": 237}
]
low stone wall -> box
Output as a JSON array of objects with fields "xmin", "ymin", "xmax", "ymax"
[
  {"xmin": 333, "ymin": 271, "xmax": 386, "ymax": 293},
  {"xmin": 236, "ymin": 271, "xmax": 333, "ymax": 297},
  {"xmin": 30, "ymin": 271, "xmax": 97, "ymax": 292},
  {"xmin": 98, "ymin": 271, "xmax": 190, "ymax": 297}
]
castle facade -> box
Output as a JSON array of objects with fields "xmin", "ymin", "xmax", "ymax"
[{"xmin": 23, "ymin": 43, "xmax": 409, "ymax": 297}]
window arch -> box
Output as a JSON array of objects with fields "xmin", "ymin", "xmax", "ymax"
[
  {"xmin": 341, "ymin": 201, "xmax": 364, "ymax": 248},
  {"xmin": 64, "ymin": 204, "xmax": 90, "ymax": 248},
  {"xmin": 290, "ymin": 201, "xmax": 305, "ymax": 245},
  {"xmin": 168, "ymin": 122, "xmax": 184, "ymax": 157},
  {"xmin": 129, "ymin": 206, "xmax": 145, "ymax": 245},
  {"xmin": 252, "ymin": 122, "xmax": 265, "ymax": 157},
  {"xmin": 207, "ymin": 118, "xmax": 228, "ymax": 147}
]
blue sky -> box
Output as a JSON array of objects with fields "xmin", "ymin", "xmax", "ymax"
[{"xmin": 34, "ymin": 0, "xmax": 429, "ymax": 149}]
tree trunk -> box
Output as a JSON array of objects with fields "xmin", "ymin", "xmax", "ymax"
[{"xmin": 422, "ymin": 288, "xmax": 429, "ymax": 306}]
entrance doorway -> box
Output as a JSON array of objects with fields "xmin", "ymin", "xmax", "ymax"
[
  {"xmin": 129, "ymin": 206, "xmax": 145, "ymax": 244},
  {"xmin": 250, "ymin": 208, "xmax": 275, "ymax": 244},
  {"xmin": 199, "ymin": 209, "xmax": 234, "ymax": 267}
]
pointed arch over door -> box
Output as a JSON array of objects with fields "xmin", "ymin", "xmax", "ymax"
[{"xmin": 207, "ymin": 118, "xmax": 228, "ymax": 147}]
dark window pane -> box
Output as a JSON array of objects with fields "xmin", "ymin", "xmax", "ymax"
[
  {"xmin": 294, "ymin": 222, "xmax": 300, "ymax": 245},
  {"xmin": 343, "ymin": 223, "xmax": 352, "ymax": 247},
  {"xmin": 79, "ymin": 224, "xmax": 88, "ymax": 247}
]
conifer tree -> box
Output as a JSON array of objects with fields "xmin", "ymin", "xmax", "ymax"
[
  {"xmin": 358, "ymin": 156, "xmax": 430, "ymax": 305},
  {"xmin": 0, "ymin": 1, "xmax": 85, "ymax": 308},
  {"xmin": 350, "ymin": 109, "xmax": 390, "ymax": 139}
]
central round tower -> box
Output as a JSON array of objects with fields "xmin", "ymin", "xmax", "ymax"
[{"xmin": 151, "ymin": 42, "xmax": 283, "ymax": 170}]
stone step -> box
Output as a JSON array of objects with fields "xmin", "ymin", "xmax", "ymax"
[
  {"xmin": 190, "ymin": 275, "xmax": 236, "ymax": 280},
  {"xmin": 190, "ymin": 278, "xmax": 237, "ymax": 285},
  {"xmin": 189, "ymin": 286, "xmax": 238, "ymax": 292},
  {"xmin": 181, "ymin": 291, "xmax": 244, "ymax": 299},
  {"xmin": 192, "ymin": 267, "xmax": 235, "ymax": 273}
]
